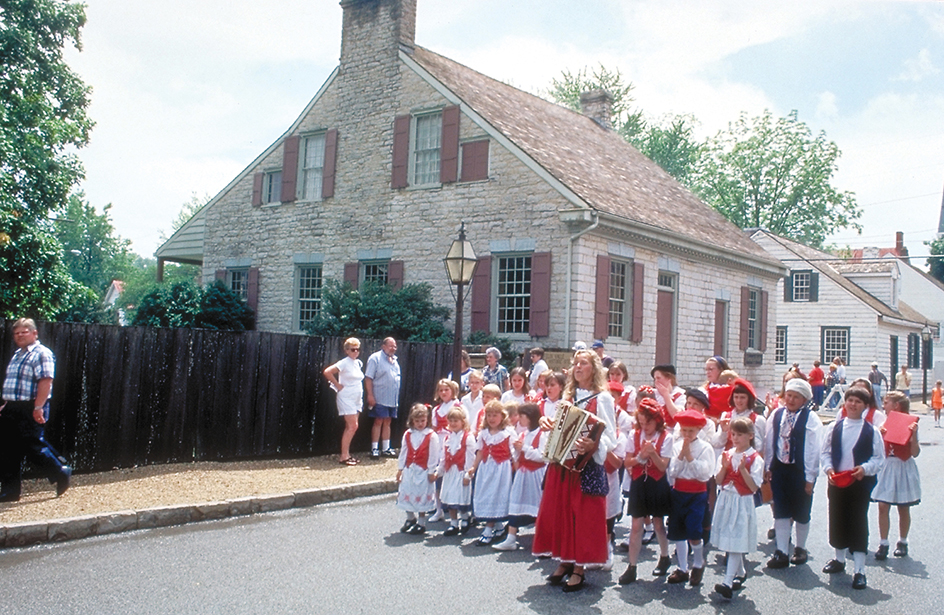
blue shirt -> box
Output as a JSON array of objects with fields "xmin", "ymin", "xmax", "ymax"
[
  {"xmin": 365, "ymin": 349, "xmax": 400, "ymax": 407},
  {"xmin": 3, "ymin": 340, "xmax": 55, "ymax": 402}
]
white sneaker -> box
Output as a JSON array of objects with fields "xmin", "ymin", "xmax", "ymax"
[
  {"xmin": 428, "ymin": 510, "xmax": 445, "ymax": 523},
  {"xmin": 492, "ymin": 535, "xmax": 518, "ymax": 551}
]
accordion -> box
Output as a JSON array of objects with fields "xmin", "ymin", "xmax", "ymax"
[{"xmin": 543, "ymin": 399, "xmax": 605, "ymax": 472}]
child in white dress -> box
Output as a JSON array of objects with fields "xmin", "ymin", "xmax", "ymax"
[
  {"xmin": 470, "ymin": 400, "xmax": 515, "ymax": 545},
  {"xmin": 494, "ymin": 403, "xmax": 547, "ymax": 551},
  {"xmin": 397, "ymin": 403, "xmax": 442, "ymax": 535},
  {"xmin": 429, "ymin": 379, "xmax": 462, "ymax": 522},
  {"xmin": 461, "ymin": 370, "xmax": 484, "ymax": 426},
  {"xmin": 710, "ymin": 418, "xmax": 763, "ymax": 599},
  {"xmin": 439, "ymin": 407, "xmax": 476, "ymax": 536}
]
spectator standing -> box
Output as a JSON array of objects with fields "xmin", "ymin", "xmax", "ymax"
[
  {"xmin": 528, "ymin": 347, "xmax": 549, "ymax": 391},
  {"xmin": 481, "ymin": 347, "xmax": 510, "ymax": 392},
  {"xmin": 867, "ymin": 363, "xmax": 889, "ymax": 404},
  {"xmin": 365, "ymin": 337, "xmax": 401, "ymax": 459},
  {"xmin": 0, "ymin": 318, "xmax": 72, "ymax": 501},
  {"xmin": 592, "ymin": 340, "xmax": 614, "ymax": 368},
  {"xmin": 322, "ymin": 337, "xmax": 364, "ymax": 465},
  {"xmin": 895, "ymin": 366, "xmax": 912, "ymax": 399},
  {"xmin": 808, "ymin": 361, "xmax": 825, "ymax": 407}
]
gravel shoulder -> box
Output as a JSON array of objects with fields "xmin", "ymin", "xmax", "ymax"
[{"xmin": 0, "ymin": 455, "xmax": 396, "ymax": 525}]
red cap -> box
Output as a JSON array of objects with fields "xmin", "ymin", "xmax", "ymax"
[{"xmin": 674, "ymin": 409, "xmax": 707, "ymax": 428}]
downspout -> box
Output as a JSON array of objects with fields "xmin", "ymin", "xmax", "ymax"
[{"xmin": 564, "ymin": 210, "xmax": 600, "ymax": 348}]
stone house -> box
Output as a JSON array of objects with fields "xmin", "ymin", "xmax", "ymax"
[
  {"xmin": 750, "ymin": 229, "xmax": 934, "ymax": 390},
  {"xmin": 156, "ymin": 0, "xmax": 785, "ymax": 389}
]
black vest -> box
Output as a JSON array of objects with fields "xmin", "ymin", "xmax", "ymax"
[
  {"xmin": 830, "ymin": 419, "xmax": 875, "ymax": 471},
  {"xmin": 772, "ymin": 402, "xmax": 813, "ymax": 464}
]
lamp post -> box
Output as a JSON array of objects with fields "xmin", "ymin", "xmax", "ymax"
[
  {"xmin": 443, "ymin": 222, "xmax": 478, "ymax": 389},
  {"xmin": 922, "ymin": 324, "xmax": 931, "ymax": 405}
]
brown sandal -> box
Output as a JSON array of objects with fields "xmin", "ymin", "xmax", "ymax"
[{"xmin": 339, "ymin": 457, "xmax": 359, "ymax": 466}]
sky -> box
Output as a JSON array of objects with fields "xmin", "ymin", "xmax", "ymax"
[{"xmin": 64, "ymin": 0, "xmax": 944, "ymax": 265}]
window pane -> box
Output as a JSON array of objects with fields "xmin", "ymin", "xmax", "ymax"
[
  {"xmin": 608, "ymin": 260, "xmax": 627, "ymax": 338},
  {"xmin": 822, "ymin": 328, "xmax": 849, "ymax": 364},
  {"xmin": 413, "ymin": 113, "xmax": 442, "ymax": 185},
  {"xmin": 363, "ymin": 262, "xmax": 388, "ymax": 285},
  {"xmin": 775, "ymin": 326, "xmax": 787, "ymax": 364},
  {"xmin": 792, "ymin": 272, "xmax": 810, "ymax": 301},
  {"xmin": 265, "ymin": 171, "xmax": 282, "ymax": 203},
  {"xmin": 228, "ymin": 269, "xmax": 248, "ymax": 301},
  {"xmin": 298, "ymin": 266, "xmax": 323, "ymax": 330},
  {"xmin": 748, "ymin": 289, "xmax": 758, "ymax": 349},
  {"xmin": 497, "ymin": 255, "xmax": 531, "ymax": 334},
  {"xmin": 302, "ymin": 134, "xmax": 326, "ymax": 201}
]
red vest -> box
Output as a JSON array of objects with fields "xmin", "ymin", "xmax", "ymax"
[
  {"xmin": 517, "ymin": 430, "xmax": 546, "ymax": 472},
  {"xmin": 884, "ymin": 440, "xmax": 913, "ymax": 462},
  {"xmin": 721, "ymin": 450, "xmax": 758, "ymax": 496},
  {"xmin": 443, "ymin": 433, "xmax": 469, "ymax": 471},
  {"xmin": 432, "ymin": 401, "xmax": 461, "ymax": 434},
  {"xmin": 706, "ymin": 383, "xmax": 733, "ymax": 420},
  {"xmin": 630, "ymin": 430, "xmax": 668, "ymax": 481},
  {"xmin": 405, "ymin": 431, "xmax": 433, "ymax": 469},
  {"xmin": 482, "ymin": 434, "xmax": 513, "ymax": 463}
]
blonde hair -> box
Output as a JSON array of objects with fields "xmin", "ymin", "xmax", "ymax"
[
  {"xmin": 434, "ymin": 378, "xmax": 459, "ymax": 403},
  {"xmin": 446, "ymin": 406, "xmax": 469, "ymax": 431},
  {"xmin": 482, "ymin": 384, "xmax": 502, "ymax": 401},
  {"xmin": 483, "ymin": 400, "xmax": 510, "ymax": 430},
  {"xmin": 468, "ymin": 370, "xmax": 484, "ymax": 384},
  {"xmin": 719, "ymin": 369, "xmax": 739, "ymax": 384},
  {"xmin": 343, "ymin": 337, "xmax": 361, "ymax": 351},
  {"xmin": 729, "ymin": 416, "xmax": 754, "ymax": 435},
  {"xmin": 407, "ymin": 403, "xmax": 430, "ymax": 429},
  {"xmin": 564, "ymin": 350, "xmax": 608, "ymax": 401},
  {"xmin": 12, "ymin": 318, "xmax": 36, "ymax": 332}
]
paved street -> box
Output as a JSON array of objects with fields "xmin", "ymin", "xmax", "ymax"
[{"xmin": 0, "ymin": 415, "xmax": 941, "ymax": 615}]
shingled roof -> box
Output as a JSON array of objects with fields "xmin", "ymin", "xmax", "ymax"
[{"xmin": 410, "ymin": 47, "xmax": 777, "ymax": 264}]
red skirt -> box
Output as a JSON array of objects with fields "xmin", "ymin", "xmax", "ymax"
[{"xmin": 532, "ymin": 463, "xmax": 608, "ymax": 565}]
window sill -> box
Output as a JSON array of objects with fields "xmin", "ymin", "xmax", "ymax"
[{"xmin": 405, "ymin": 182, "xmax": 443, "ymax": 191}]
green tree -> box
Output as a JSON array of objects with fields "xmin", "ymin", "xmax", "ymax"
[
  {"xmin": 927, "ymin": 236, "xmax": 944, "ymax": 283},
  {"xmin": 55, "ymin": 193, "xmax": 136, "ymax": 295},
  {"xmin": 307, "ymin": 280, "xmax": 451, "ymax": 343},
  {"xmin": 692, "ymin": 109, "xmax": 861, "ymax": 248},
  {"xmin": 0, "ymin": 0, "xmax": 94, "ymax": 318},
  {"xmin": 546, "ymin": 65, "xmax": 702, "ymax": 186}
]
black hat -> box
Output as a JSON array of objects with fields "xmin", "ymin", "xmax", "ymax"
[{"xmin": 650, "ymin": 364, "xmax": 676, "ymax": 378}]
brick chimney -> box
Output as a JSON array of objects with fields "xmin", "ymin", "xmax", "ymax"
[
  {"xmin": 340, "ymin": 0, "xmax": 416, "ymax": 66},
  {"xmin": 895, "ymin": 231, "xmax": 909, "ymax": 257},
  {"xmin": 580, "ymin": 89, "xmax": 613, "ymax": 130}
]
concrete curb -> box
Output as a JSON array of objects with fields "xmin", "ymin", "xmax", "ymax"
[{"xmin": 0, "ymin": 478, "xmax": 397, "ymax": 550}]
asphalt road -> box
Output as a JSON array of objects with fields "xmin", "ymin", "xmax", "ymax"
[{"xmin": 1, "ymin": 416, "xmax": 941, "ymax": 615}]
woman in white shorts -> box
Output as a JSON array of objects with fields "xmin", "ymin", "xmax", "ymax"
[{"xmin": 323, "ymin": 338, "xmax": 365, "ymax": 465}]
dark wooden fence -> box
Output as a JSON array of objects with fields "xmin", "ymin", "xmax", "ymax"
[{"xmin": 0, "ymin": 320, "xmax": 453, "ymax": 473}]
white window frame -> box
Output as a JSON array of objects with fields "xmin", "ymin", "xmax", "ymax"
[
  {"xmin": 410, "ymin": 111, "xmax": 442, "ymax": 187},
  {"xmin": 298, "ymin": 132, "xmax": 326, "ymax": 202},
  {"xmin": 775, "ymin": 326, "xmax": 788, "ymax": 364},
  {"xmin": 361, "ymin": 260, "xmax": 389, "ymax": 286},
  {"xmin": 747, "ymin": 287, "xmax": 761, "ymax": 350},
  {"xmin": 263, "ymin": 170, "xmax": 282, "ymax": 204},
  {"xmin": 295, "ymin": 265, "xmax": 323, "ymax": 332},
  {"xmin": 608, "ymin": 259, "xmax": 631, "ymax": 339},
  {"xmin": 493, "ymin": 253, "xmax": 532, "ymax": 337},
  {"xmin": 792, "ymin": 271, "xmax": 811, "ymax": 302},
  {"xmin": 821, "ymin": 327, "xmax": 850, "ymax": 365},
  {"xmin": 226, "ymin": 268, "xmax": 249, "ymax": 301}
]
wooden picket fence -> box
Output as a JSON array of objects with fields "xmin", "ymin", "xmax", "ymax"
[{"xmin": 0, "ymin": 320, "xmax": 452, "ymax": 473}]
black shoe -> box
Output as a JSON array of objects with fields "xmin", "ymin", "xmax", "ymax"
[
  {"xmin": 652, "ymin": 555, "xmax": 672, "ymax": 576},
  {"xmin": 382, "ymin": 448, "xmax": 398, "ymax": 458},
  {"xmin": 667, "ymin": 569, "xmax": 689, "ymax": 584},
  {"xmin": 56, "ymin": 466, "xmax": 72, "ymax": 497},
  {"xmin": 875, "ymin": 544, "xmax": 889, "ymax": 560},
  {"xmin": 442, "ymin": 525, "xmax": 460, "ymax": 536},
  {"xmin": 0, "ymin": 491, "xmax": 20, "ymax": 503},
  {"xmin": 790, "ymin": 547, "xmax": 808, "ymax": 566},
  {"xmin": 689, "ymin": 567, "xmax": 704, "ymax": 586},
  {"xmin": 369, "ymin": 450, "xmax": 380, "ymax": 460},
  {"xmin": 562, "ymin": 572, "xmax": 585, "ymax": 593},
  {"xmin": 405, "ymin": 524, "xmax": 426, "ymax": 535},
  {"xmin": 852, "ymin": 573, "xmax": 867, "ymax": 590},
  {"xmin": 400, "ymin": 519, "xmax": 415, "ymax": 533},
  {"xmin": 547, "ymin": 564, "xmax": 573, "ymax": 585},
  {"xmin": 731, "ymin": 575, "xmax": 746, "ymax": 590},
  {"xmin": 458, "ymin": 522, "xmax": 472, "ymax": 535},
  {"xmin": 822, "ymin": 559, "xmax": 846, "ymax": 574},
  {"xmin": 714, "ymin": 583, "xmax": 733, "ymax": 599},
  {"xmin": 767, "ymin": 550, "xmax": 789, "ymax": 569},
  {"xmin": 618, "ymin": 565, "xmax": 637, "ymax": 585},
  {"xmin": 476, "ymin": 534, "xmax": 494, "ymax": 546},
  {"xmin": 894, "ymin": 541, "xmax": 908, "ymax": 557},
  {"xmin": 767, "ymin": 528, "xmax": 776, "ymax": 540}
]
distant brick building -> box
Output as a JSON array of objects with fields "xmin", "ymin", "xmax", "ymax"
[{"xmin": 157, "ymin": 0, "xmax": 784, "ymax": 388}]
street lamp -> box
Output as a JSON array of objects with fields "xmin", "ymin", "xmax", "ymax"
[
  {"xmin": 922, "ymin": 324, "xmax": 932, "ymax": 405},
  {"xmin": 443, "ymin": 222, "xmax": 478, "ymax": 388}
]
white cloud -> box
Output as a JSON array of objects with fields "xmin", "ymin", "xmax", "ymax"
[
  {"xmin": 895, "ymin": 48, "xmax": 940, "ymax": 82},
  {"xmin": 815, "ymin": 91, "xmax": 839, "ymax": 122}
]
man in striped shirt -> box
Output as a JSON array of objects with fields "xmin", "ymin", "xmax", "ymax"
[{"xmin": 0, "ymin": 318, "xmax": 71, "ymax": 502}]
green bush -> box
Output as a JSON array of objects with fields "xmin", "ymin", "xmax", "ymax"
[{"xmin": 131, "ymin": 280, "xmax": 253, "ymax": 330}]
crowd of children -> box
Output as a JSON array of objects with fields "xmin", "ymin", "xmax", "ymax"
[{"xmin": 392, "ymin": 347, "xmax": 923, "ymax": 599}]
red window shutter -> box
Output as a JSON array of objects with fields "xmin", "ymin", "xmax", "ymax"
[
  {"xmin": 471, "ymin": 255, "xmax": 492, "ymax": 334},
  {"xmin": 247, "ymin": 267, "xmax": 260, "ymax": 312},
  {"xmin": 739, "ymin": 286, "xmax": 750, "ymax": 351},
  {"xmin": 215, "ymin": 269, "xmax": 226, "ymax": 281},
  {"xmin": 529, "ymin": 252, "xmax": 551, "ymax": 337},
  {"xmin": 344, "ymin": 262, "xmax": 359, "ymax": 289},
  {"xmin": 460, "ymin": 140, "xmax": 489, "ymax": 182},
  {"xmin": 251, "ymin": 173, "xmax": 263, "ymax": 207},
  {"xmin": 759, "ymin": 290, "xmax": 769, "ymax": 352},
  {"xmin": 280, "ymin": 136, "xmax": 300, "ymax": 202},
  {"xmin": 388, "ymin": 260, "xmax": 404, "ymax": 291},
  {"xmin": 391, "ymin": 114, "xmax": 411, "ymax": 189},
  {"xmin": 440, "ymin": 105, "xmax": 460, "ymax": 184},
  {"xmin": 594, "ymin": 254, "xmax": 610, "ymax": 340},
  {"xmin": 322, "ymin": 129, "xmax": 338, "ymax": 199},
  {"xmin": 631, "ymin": 262, "xmax": 644, "ymax": 343}
]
